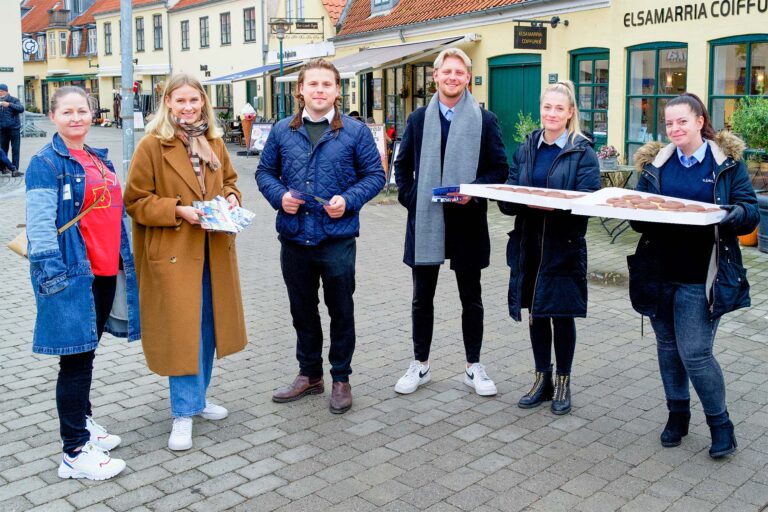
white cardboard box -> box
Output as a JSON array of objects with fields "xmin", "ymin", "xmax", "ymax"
[
  {"xmin": 459, "ymin": 183, "xmax": 585, "ymax": 211},
  {"xmin": 570, "ymin": 187, "xmax": 725, "ymax": 225}
]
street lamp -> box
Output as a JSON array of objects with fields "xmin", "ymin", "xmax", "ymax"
[{"xmin": 269, "ymin": 18, "xmax": 292, "ymax": 120}]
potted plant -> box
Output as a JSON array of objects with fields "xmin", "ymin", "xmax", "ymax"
[
  {"xmin": 597, "ymin": 145, "xmax": 620, "ymax": 170},
  {"xmin": 513, "ymin": 111, "xmax": 539, "ymax": 143}
]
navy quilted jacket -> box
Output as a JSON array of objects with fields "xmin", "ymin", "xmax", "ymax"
[
  {"xmin": 256, "ymin": 115, "xmax": 385, "ymax": 245},
  {"xmin": 0, "ymin": 95, "xmax": 24, "ymax": 129}
]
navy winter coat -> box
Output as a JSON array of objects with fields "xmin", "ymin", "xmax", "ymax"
[
  {"xmin": 500, "ymin": 129, "xmax": 601, "ymax": 321},
  {"xmin": 628, "ymin": 131, "xmax": 759, "ymax": 320},
  {"xmin": 394, "ymin": 106, "xmax": 509, "ymax": 270},
  {"xmin": 0, "ymin": 94, "xmax": 24, "ymax": 130},
  {"xmin": 256, "ymin": 114, "xmax": 385, "ymax": 245}
]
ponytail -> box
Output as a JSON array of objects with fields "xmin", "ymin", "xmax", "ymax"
[
  {"xmin": 540, "ymin": 80, "xmax": 587, "ymax": 143},
  {"xmin": 666, "ymin": 92, "xmax": 716, "ymax": 140}
]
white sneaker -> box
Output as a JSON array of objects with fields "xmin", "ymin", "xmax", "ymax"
[
  {"xmin": 168, "ymin": 417, "xmax": 193, "ymax": 451},
  {"xmin": 395, "ymin": 361, "xmax": 431, "ymax": 394},
  {"xmin": 58, "ymin": 442, "xmax": 126, "ymax": 480},
  {"xmin": 86, "ymin": 416, "xmax": 121, "ymax": 451},
  {"xmin": 198, "ymin": 401, "xmax": 228, "ymax": 421},
  {"xmin": 464, "ymin": 363, "xmax": 498, "ymax": 396}
]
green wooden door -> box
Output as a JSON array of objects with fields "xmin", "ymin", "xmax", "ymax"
[{"xmin": 489, "ymin": 54, "xmax": 542, "ymax": 161}]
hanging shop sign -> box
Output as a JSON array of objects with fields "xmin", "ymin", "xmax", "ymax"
[
  {"xmin": 624, "ymin": 0, "xmax": 768, "ymax": 27},
  {"xmin": 514, "ymin": 26, "xmax": 546, "ymax": 50}
]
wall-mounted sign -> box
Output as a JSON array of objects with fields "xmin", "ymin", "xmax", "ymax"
[
  {"xmin": 474, "ymin": 76, "xmax": 482, "ymax": 85},
  {"xmin": 514, "ymin": 26, "xmax": 546, "ymax": 50},
  {"xmin": 624, "ymin": 2, "xmax": 768, "ymax": 27},
  {"xmin": 22, "ymin": 38, "xmax": 39, "ymax": 55},
  {"xmin": 548, "ymin": 73, "xmax": 558, "ymax": 84},
  {"xmin": 0, "ymin": 67, "xmax": 13, "ymax": 72},
  {"xmin": 295, "ymin": 21, "xmax": 318, "ymax": 30},
  {"xmin": 269, "ymin": 17, "xmax": 324, "ymax": 39}
]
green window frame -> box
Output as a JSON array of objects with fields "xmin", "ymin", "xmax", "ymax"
[
  {"xmin": 709, "ymin": 34, "xmax": 768, "ymax": 131},
  {"xmin": 625, "ymin": 42, "xmax": 688, "ymax": 165},
  {"xmin": 571, "ymin": 47, "xmax": 609, "ymax": 148}
]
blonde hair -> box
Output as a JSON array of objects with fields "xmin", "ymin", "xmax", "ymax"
[
  {"xmin": 540, "ymin": 80, "xmax": 588, "ymax": 143},
  {"xmin": 433, "ymin": 47, "xmax": 472, "ymax": 72},
  {"xmin": 145, "ymin": 73, "xmax": 222, "ymax": 141}
]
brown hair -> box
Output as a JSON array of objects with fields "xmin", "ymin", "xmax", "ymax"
[
  {"xmin": 665, "ymin": 92, "xmax": 716, "ymax": 140},
  {"xmin": 289, "ymin": 59, "xmax": 343, "ymax": 131},
  {"xmin": 50, "ymin": 86, "xmax": 90, "ymax": 114}
]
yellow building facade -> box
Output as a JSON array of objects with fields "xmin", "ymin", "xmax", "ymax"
[{"xmin": 3, "ymin": 7, "xmax": 24, "ymax": 100}]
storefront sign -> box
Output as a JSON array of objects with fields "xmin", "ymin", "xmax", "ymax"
[
  {"xmin": 0, "ymin": 67, "xmax": 13, "ymax": 72},
  {"xmin": 295, "ymin": 21, "xmax": 318, "ymax": 30},
  {"xmin": 548, "ymin": 73, "xmax": 558, "ymax": 84},
  {"xmin": 624, "ymin": 0, "xmax": 768, "ymax": 27},
  {"xmin": 514, "ymin": 26, "xmax": 546, "ymax": 50}
]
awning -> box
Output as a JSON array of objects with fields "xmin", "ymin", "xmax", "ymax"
[
  {"xmin": 44, "ymin": 74, "xmax": 97, "ymax": 83},
  {"xmin": 276, "ymin": 35, "xmax": 467, "ymax": 83},
  {"xmin": 203, "ymin": 62, "xmax": 302, "ymax": 85}
]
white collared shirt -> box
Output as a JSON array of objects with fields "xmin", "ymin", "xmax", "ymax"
[
  {"xmin": 302, "ymin": 107, "xmax": 335, "ymax": 124},
  {"xmin": 538, "ymin": 130, "xmax": 569, "ymax": 149}
]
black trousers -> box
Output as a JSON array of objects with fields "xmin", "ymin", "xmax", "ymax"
[
  {"xmin": 280, "ymin": 238, "xmax": 357, "ymax": 382},
  {"xmin": 412, "ymin": 265, "xmax": 483, "ymax": 363},
  {"xmin": 57, "ymin": 275, "xmax": 116, "ymax": 455},
  {"xmin": 529, "ymin": 316, "xmax": 576, "ymax": 375},
  {"xmin": 0, "ymin": 127, "xmax": 20, "ymax": 170}
]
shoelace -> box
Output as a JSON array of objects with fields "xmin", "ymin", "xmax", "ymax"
[
  {"xmin": 406, "ymin": 361, "xmax": 422, "ymax": 377},
  {"xmin": 87, "ymin": 417, "xmax": 108, "ymax": 436},
  {"xmin": 173, "ymin": 418, "xmax": 193, "ymax": 435},
  {"xmin": 472, "ymin": 364, "xmax": 491, "ymax": 382}
]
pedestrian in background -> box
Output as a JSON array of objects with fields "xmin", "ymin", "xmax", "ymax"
[
  {"xmin": 393, "ymin": 48, "xmax": 508, "ymax": 397},
  {"xmin": 500, "ymin": 80, "xmax": 601, "ymax": 415},
  {"xmin": 0, "ymin": 83, "xmax": 24, "ymax": 175},
  {"xmin": 26, "ymin": 86, "xmax": 140, "ymax": 480},
  {"xmin": 124, "ymin": 74, "xmax": 247, "ymax": 451},
  {"xmin": 256, "ymin": 59, "xmax": 385, "ymax": 414},
  {"xmin": 629, "ymin": 93, "xmax": 758, "ymax": 458}
]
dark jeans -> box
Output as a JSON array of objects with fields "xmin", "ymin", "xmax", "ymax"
[
  {"xmin": 650, "ymin": 282, "xmax": 725, "ymax": 416},
  {"xmin": 58, "ymin": 275, "xmax": 116, "ymax": 455},
  {"xmin": 529, "ymin": 316, "xmax": 576, "ymax": 375},
  {"xmin": 0, "ymin": 127, "xmax": 20, "ymax": 170},
  {"xmin": 280, "ymin": 238, "xmax": 356, "ymax": 382},
  {"xmin": 412, "ymin": 265, "xmax": 483, "ymax": 363}
]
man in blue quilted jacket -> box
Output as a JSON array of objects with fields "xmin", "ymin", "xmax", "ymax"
[
  {"xmin": 256, "ymin": 59, "xmax": 385, "ymax": 414},
  {"xmin": 0, "ymin": 84, "xmax": 24, "ymax": 176}
]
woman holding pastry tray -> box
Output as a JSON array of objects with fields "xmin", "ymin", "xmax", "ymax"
[
  {"xmin": 499, "ymin": 81, "xmax": 600, "ymax": 415},
  {"xmin": 628, "ymin": 93, "xmax": 758, "ymax": 458},
  {"xmin": 124, "ymin": 74, "xmax": 247, "ymax": 452}
]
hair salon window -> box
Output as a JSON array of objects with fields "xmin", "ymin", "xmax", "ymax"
[
  {"xmin": 385, "ymin": 67, "xmax": 405, "ymax": 136},
  {"xmin": 625, "ymin": 42, "xmax": 688, "ymax": 165},
  {"xmin": 571, "ymin": 48, "xmax": 609, "ymax": 147},
  {"xmin": 412, "ymin": 64, "xmax": 434, "ymax": 111},
  {"xmin": 709, "ymin": 35, "xmax": 768, "ymax": 131}
]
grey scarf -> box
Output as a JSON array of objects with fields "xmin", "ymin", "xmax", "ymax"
[{"xmin": 414, "ymin": 90, "xmax": 482, "ymax": 265}]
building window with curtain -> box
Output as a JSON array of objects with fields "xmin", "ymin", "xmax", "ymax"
[
  {"xmin": 287, "ymin": 0, "xmax": 293, "ymax": 20},
  {"xmin": 104, "ymin": 22, "xmax": 111, "ymax": 54},
  {"xmin": 87, "ymin": 27, "xmax": 96, "ymax": 54},
  {"xmin": 625, "ymin": 43, "xmax": 688, "ymax": 164},
  {"xmin": 200, "ymin": 17, "xmax": 209, "ymax": 48},
  {"xmin": 49, "ymin": 32, "xmax": 56, "ymax": 57},
  {"xmin": 220, "ymin": 12, "xmax": 231, "ymax": 45},
  {"xmin": 181, "ymin": 20, "xmax": 189, "ymax": 50},
  {"xmin": 70, "ymin": 30, "xmax": 80, "ymax": 57},
  {"xmin": 244, "ymin": 8, "xmax": 256, "ymax": 42},
  {"xmin": 59, "ymin": 31, "xmax": 67, "ymax": 56},
  {"xmin": 37, "ymin": 34, "xmax": 45, "ymax": 59},
  {"xmin": 153, "ymin": 14, "xmax": 162, "ymax": 50},
  {"xmin": 136, "ymin": 17, "xmax": 144, "ymax": 52},
  {"xmin": 710, "ymin": 36, "xmax": 768, "ymax": 131}
]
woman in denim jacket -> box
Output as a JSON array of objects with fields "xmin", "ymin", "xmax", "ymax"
[
  {"xmin": 628, "ymin": 93, "xmax": 758, "ymax": 459},
  {"xmin": 26, "ymin": 87, "xmax": 140, "ymax": 481}
]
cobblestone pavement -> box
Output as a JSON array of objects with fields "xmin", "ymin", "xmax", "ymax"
[{"xmin": 1, "ymin": 121, "xmax": 766, "ymax": 511}]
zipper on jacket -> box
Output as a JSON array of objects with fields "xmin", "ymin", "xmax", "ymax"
[
  {"xmin": 529, "ymin": 217, "xmax": 547, "ymax": 325},
  {"xmin": 707, "ymin": 160, "xmax": 736, "ymax": 313}
]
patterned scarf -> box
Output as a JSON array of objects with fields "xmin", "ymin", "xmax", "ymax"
[{"xmin": 175, "ymin": 118, "xmax": 221, "ymax": 196}]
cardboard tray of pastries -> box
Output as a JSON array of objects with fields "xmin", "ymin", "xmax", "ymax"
[
  {"xmin": 570, "ymin": 187, "xmax": 725, "ymax": 225},
  {"xmin": 459, "ymin": 183, "xmax": 587, "ymax": 211}
]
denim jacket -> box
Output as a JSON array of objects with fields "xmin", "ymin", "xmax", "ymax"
[{"xmin": 26, "ymin": 133, "xmax": 140, "ymax": 355}]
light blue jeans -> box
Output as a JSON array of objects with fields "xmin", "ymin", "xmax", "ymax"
[
  {"xmin": 650, "ymin": 282, "xmax": 725, "ymax": 417},
  {"xmin": 169, "ymin": 256, "xmax": 215, "ymax": 417}
]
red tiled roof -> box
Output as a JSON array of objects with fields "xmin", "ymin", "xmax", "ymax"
[
  {"xmin": 71, "ymin": 0, "xmax": 109, "ymax": 26},
  {"xmin": 90, "ymin": 0, "xmax": 164, "ymax": 16},
  {"xmin": 338, "ymin": 0, "xmax": 529, "ymax": 37},
  {"xmin": 169, "ymin": 0, "xmax": 220, "ymax": 11},
  {"xmin": 322, "ymin": 0, "xmax": 347, "ymax": 25},
  {"xmin": 21, "ymin": 0, "xmax": 62, "ymax": 33}
]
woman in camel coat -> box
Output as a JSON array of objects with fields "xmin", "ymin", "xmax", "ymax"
[{"xmin": 124, "ymin": 73, "xmax": 247, "ymax": 451}]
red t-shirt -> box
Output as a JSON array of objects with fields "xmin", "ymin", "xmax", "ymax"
[{"xmin": 69, "ymin": 148, "xmax": 123, "ymax": 276}]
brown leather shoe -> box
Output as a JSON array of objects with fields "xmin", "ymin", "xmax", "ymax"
[
  {"xmin": 329, "ymin": 381, "xmax": 352, "ymax": 414},
  {"xmin": 272, "ymin": 374, "xmax": 324, "ymax": 403}
]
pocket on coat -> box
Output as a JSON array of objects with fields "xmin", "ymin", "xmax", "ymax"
[{"xmin": 627, "ymin": 253, "xmax": 659, "ymax": 316}]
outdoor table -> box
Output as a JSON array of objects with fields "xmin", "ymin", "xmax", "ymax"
[{"xmin": 599, "ymin": 165, "xmax": 636, "ymax": 243}]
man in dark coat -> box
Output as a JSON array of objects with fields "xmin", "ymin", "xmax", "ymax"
[
  {"xmin": 393, "ymin": 48, "xmax": 508, "ymax": 396},
  {"xmin": 0, "ymin": 84, "xmax": 24, "ymax": 176}
]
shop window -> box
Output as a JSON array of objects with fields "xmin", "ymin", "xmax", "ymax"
[
  {"xmin": 215, "ymin": 84, "xmax": 233, "ymax": 119},
  {"xmin": 412, "ymin": 64, "xmax": 435, "ymax": 111},
  {"xmin": 709, "ymin": 35, "xmax": 768, "ymax": 131},
  {"xmin": 625, "ymin": 43, "xmax": 688, "ymax": 165},
  {"xmin": 271, "ymin": 78, "xmax": 295, "ymax": 119},
  {"xmin": 385, "ymin": 66, "xmax": 405, "ymax": 137},
  {"xmin": 571, "ymin": 48, "xmax": 609, "ymax": 147}
]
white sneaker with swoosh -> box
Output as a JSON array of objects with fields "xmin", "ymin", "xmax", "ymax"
[
  {"xmin": 464, "ymin": 363, "xmax": 498, "ymax": 396},
  {"xmin": 395, "ymin": 361, "xmax": 431, "ymax": 394}
]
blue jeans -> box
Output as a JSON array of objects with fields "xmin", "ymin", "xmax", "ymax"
[
  {"xmin": 280, "ymin": 238, "xmax": 356, "ymax": 382},
  {"xmin": 168, "ymin": 257, "xmax": 215, "ymax": 417},
  {"xmin": 650, "ymin": 282, "xmax": 726, "ymax": 416}
]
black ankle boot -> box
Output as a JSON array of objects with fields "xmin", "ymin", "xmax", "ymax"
[
  {"xmin": 660, "ymin": 399, "xmax": 691, "ymax": 447},
  {"xmin": 518, "ymin": 367, "xmax": 553, "ymax": 409},
  {"xmin": 551, "ymin": 373, "xmax": 571, "ymax": 415},
  {"xmin": 706, "ymin": 412, "xmax": 737, "ymax": 459}
]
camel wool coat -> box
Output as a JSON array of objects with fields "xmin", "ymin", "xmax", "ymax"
[{"xmin": 124, "ymin": 134, "xmax": 247, "ymax": 376}]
